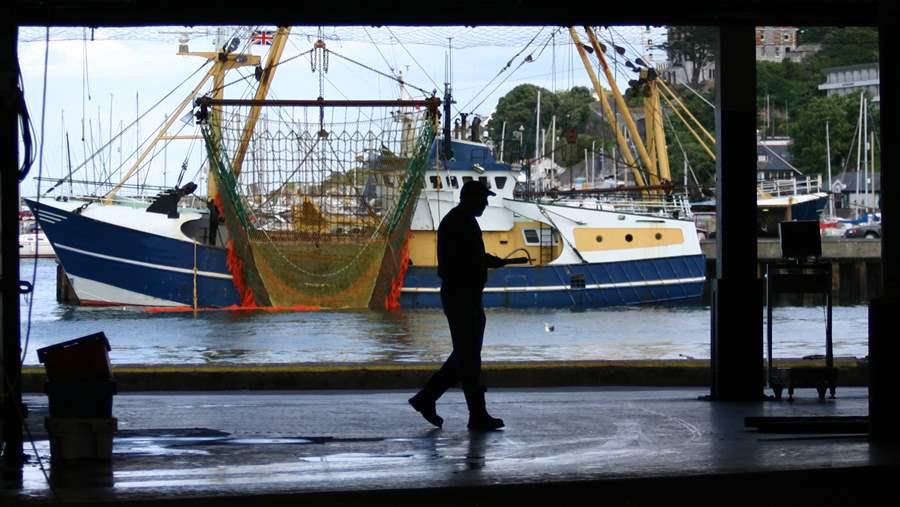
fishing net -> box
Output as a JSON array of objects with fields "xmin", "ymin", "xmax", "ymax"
[{"xmin": 198, "ymin": 97, "xmax": 438, "ymax": 309}]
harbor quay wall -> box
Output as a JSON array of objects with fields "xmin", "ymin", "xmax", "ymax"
[
  {"xmin": 701, "ymin": 238, "xmax": 882, "ymax": 306},
  {"xmin": 21, "ymin": 359, "xmax": 867, "ymax": 392}
]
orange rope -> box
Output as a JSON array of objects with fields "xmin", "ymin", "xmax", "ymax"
[{"xmin": 383, "ymin": 232, "xmax": 411, "ymax": 311}]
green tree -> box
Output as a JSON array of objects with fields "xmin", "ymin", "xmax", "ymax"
[
  {"xmin": 487, "ymin": 84, "xmax": 603, "ymax": 167},
  {"xmin": 664, "ymin": 26, "xmax": 718, "ymax": 87},
  {"xmin": 663, "ymin": 84, "xmax": 717, "ymax": 192},
  {"xmin": 814, "ymin": 27, "xmax": 879, "ymax": 68},
  {"xmin": 487, "ymin": 84, "xmax": 549, "ymax": 162},
  {"xmin": 791, "ymin": 93, "xmax": 864, "ymax": 175},
  {"xmin": 756, "ymin": 27, "xmax": 879, "ymax": 167}
]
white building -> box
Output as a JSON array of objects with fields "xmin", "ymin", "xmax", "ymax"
[{"xmin": 818, "ymin": 63, "xmax": 880, "ymax": 105}]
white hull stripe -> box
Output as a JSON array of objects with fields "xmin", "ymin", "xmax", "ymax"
[
  {"xmin": 400, "ymin": 276, "xmax": 707, "ymax": 293},
  {"xmin": 55, "ymin": 243, "xmax": 233, "ymax": 280},
  {"xmin": 38, "ymin": 209, "xmax": 66, "ymax": 220},
  {"xmin": 37, "ymin": 214, "xmax": 62, "ymax": 223}
]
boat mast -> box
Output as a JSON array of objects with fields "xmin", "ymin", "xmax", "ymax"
[
  {"xmin": 582, "ymin": 27, "xmax": 656, "ymax": 180},
  {"xmin": 826, "ymin": 121, "xmax": 835, "ymax": 219},
  {"xmin": 569, "ymin": 27, "xmax": 647, "ymax": 188},
  {"xmin": 104, "ymin": 31, "xmax": 261, "ymax": 202},
  {"xmin": 231, "ymin": 26, "xmax": 291, "ymax": 178}
]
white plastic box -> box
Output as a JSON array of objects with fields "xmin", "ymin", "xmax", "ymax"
[{"xmin": 45, "ymin": 417, "xmax": 117, "ymax": 462}]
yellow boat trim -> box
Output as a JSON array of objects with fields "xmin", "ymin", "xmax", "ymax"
[{"xmin": 573, "ymin": 227, "xmax": 684, "ymax": 251}]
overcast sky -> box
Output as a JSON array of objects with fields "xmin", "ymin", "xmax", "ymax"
[{"xmin": 17, "ymin": 25, "xmax": 668, "ymax": 198}]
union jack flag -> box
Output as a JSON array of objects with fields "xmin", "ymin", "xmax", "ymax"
[{"xmin": 251, "ymin": 30, "xmax": 273, "ymax": 45}]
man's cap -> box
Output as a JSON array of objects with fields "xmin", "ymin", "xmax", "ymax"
[{"xmin": 460, "ymin": 180, "xmax": 496, "ymax": 201}]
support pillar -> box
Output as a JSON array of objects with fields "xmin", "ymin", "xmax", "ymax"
[
  {"xmin": 711, "ymin": 22, "xmax": 764, "ymax": 401},
  {"xmin": 870, "ymin": 3, "xmax": 900, "ymax": 442},
  {"xmin": 1, "ymin": 20, "xmax": 22, "ymax": 467}
]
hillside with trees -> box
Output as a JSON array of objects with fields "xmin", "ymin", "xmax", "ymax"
[{"xmin": 483, "ymin": 26, "xmax": 879, "ymax": 194}]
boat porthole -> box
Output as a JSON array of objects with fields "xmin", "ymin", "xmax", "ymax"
[
  {"xmin": 625, "ymin": 234, "xmax": 634, "ymax": 242},
  {"xmin": 655, "ymin": 232, "xmax": 662, "ymax": 240},
  {"xmin": 595, "ymin": 235, "xmax": 603, "ymax": 243}
]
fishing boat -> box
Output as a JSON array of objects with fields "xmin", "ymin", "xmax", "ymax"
[
  {"xmin": 402, "ymin": 136, "xmax": 705, "ymax": 308},
  {"xmin": 27, "ymin": 26, "xmax": 705, "ymax": 309},
  {"xmin": 19, "ymin": 220, "xmax": 55, "ymax": 259}
]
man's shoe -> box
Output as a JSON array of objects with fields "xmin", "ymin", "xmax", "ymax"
[
  {"xmin": 409, "ymin": 394, "xmax": 443, "ymax": 428},
  {"xmin": 463, "ymin": 385, "xmax": 504, "ymax": 431},
  {"xmin": 467, "ymin": 415, "xmax": 505, "ymax": 431}
]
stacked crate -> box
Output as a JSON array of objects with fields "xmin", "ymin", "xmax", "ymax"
[{"xmin": 37, "ymin": 332, "xmax": 116, "ymax": 462}]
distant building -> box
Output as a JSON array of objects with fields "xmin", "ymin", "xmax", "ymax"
[
  {"xmin": 756, "ymin": 27, "xmax": 799, "ymax": 62},
  {"xmin": 662, "ymin": 26, "xmax": 801, "ymax": 86},
  {"xmin": 830, "ymin": 170, "xmax": 880, "ymax": 211},
  {"xmin": 786, "ymin": 42, "xmax": 822, "ymax": 63},
  {"xmin": 757, "ymin": 136, "xmax": 802, "ymax": 180},
  {"xmin": 557, "ymin": 152, "xmax": 621, "ymax": 190},
  {"xmin": 818, "ymin": 63, "xmax": 880, "ymax": 105}
]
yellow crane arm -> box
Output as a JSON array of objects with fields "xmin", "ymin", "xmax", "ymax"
[
  {"xmin": 104, "ymin": 62, "xmax": 222, "ymax": 202},
  {"xmin": 231, "ymin": 26, "xmax": 292, "ymax": 177},
  {"xmin": 657, "ymin": 79, "xmax": 716, "ymax": 146},
  {"xmin": 568, "ymin": 27, "xmax": 646, "ymax": 188},
  {"xmin": 649, "ymin": 81, "xmax": 671, "ymax": 183},
  {"xmin": 582, "ymin": 26, "xmax": 656, "ymax": 177},
  {"xmin": 658, "ymin": 88, "xmax": 716, "ymax": 160}
]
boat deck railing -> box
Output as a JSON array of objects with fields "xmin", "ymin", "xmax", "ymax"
[
  {"xmin": 549, "ymin": 194, "xmax": 694, "ymax": 220},
  {"xmin": 757, "ymin": 175, "xmax": 824, "ymax": 197}
]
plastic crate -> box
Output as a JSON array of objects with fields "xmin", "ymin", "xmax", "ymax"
[
  {"xmin": 45, "ymin": 380, "xmax": 116, "ymax": 418},
  {"xmin": 37, "ymin": 332, "xmax": 112, "ymax": 382},
  {"xmin": 45, "ymin": 417, "xmax": 117, "ymax": 462}
]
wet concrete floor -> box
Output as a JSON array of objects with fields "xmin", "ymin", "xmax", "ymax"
[{"xmin": 2, "ymin": 387, "xmax": 897, "ymax": 505}]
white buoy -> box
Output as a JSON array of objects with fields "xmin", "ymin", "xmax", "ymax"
[{"xmin": 544, "ymin": 323, "xmax": 555, "ymax": 332}]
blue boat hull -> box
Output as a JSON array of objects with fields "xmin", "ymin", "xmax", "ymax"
[
  {"xmin": 27, "ymin": 199, "xmax": 240, "ymax": 307},
  {"xmin": 28, "ymin": 199, "xmax": 706, "ymax": 309},
  {"xmin": 401, "ymin": 254, "xmax": 707, "ymax": 308}
]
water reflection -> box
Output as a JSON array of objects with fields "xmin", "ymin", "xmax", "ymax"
[{"xmin": 20, "ymin": 259, "xmax": 871, "ymax": 365}]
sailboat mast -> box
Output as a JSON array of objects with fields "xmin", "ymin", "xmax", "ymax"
[
  {"xmin": 499, "ymin": 121, "xmax": 506, "ymax": 162},
  {"xmin": 534, "ymin": 89, "xmax": 541, "ymax": 163},
  {"xmin": 855, "ymin": 92, "xmax": 863, "ymax": 216},
  {"xmin": 863, "ymin": 95, "xmax": 869, "ymax": 210},
  {"xmin": 826, "ymin": 121, "xmax": 834, "ymax": 219}
]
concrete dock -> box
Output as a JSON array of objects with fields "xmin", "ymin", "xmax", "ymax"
[
  {"xmin": 3, "ymin": 386, "xmax": 896, "ymax": 506},
  {"xmin": 20, "ymin": 358, "xmax": 869, "ymax": 392}
]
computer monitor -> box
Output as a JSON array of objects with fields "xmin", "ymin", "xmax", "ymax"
[{"xmin": 779, "ymin": 220, "xmax": 822, "ymax": 260}]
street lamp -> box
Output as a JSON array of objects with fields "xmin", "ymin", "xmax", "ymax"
[
  {"xmin": 517, "ymin": 125, "xmax": 525, "ymax": 161},
  {"xmin": 517, "ymin": 125, "xmax": 530, "ymax": 196}
]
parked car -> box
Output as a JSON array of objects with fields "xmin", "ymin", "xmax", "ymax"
[{"xmin": 843, "ymin": 222, "xmax": 881, "ymax": 239}]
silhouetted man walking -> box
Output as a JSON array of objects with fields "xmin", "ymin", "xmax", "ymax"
[{"xmin": 409, "ymin": 180, "xmax": 510, "ymax": 431}]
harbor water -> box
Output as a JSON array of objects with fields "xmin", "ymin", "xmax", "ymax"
[{"xmin": 19, "ymin": 259, "xmax": 869, "ymax": 366}]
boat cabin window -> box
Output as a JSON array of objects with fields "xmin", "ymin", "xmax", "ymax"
[
  {"xmin": 522, "ymin": 228, "xmax": 556, "ymax": 246},
  {"xmin": 478, "ymin": 176, "xmax": 491, "ymax": 188},
  {"xmin": 494, "ymin": 176, "xmax": 507, "ymax": 190},
  {"xmin": 462, "ymin": 176, "xmax": 473, "ymax": 184},
  {"xmin": 428, "ymin": 176, "xmax": 443, "ymax": 189},
  {"xmin": 446, "ymin": 176, "xmax": 459, "ymax": 188}
]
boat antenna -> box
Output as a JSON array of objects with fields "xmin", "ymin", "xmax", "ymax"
[{"xmin": 442, "ymin": 38, "xmax": 453, "ymax": 161}]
